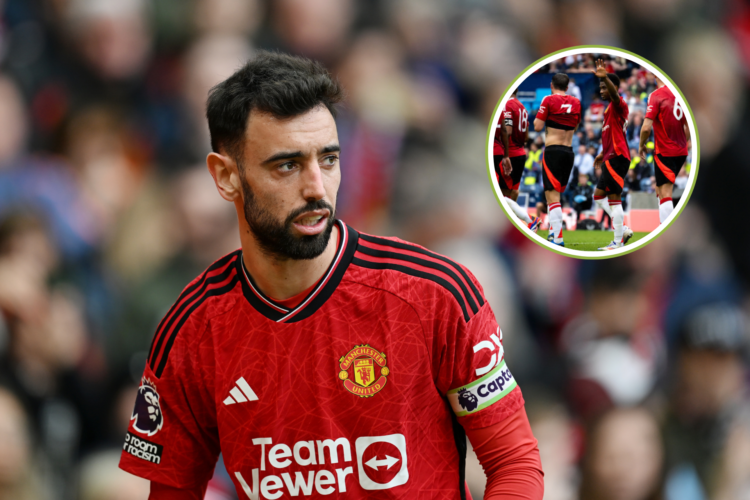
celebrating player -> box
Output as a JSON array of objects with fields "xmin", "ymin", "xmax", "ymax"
[
  {"xmin": 591, "ymin": 59, "xmax": 634, "ymax": 251},
  {"xmin": 639, "ymin": 78, "xmax": 689, "ymax": 224},
  {"xmin": 119, "ymin": 51, "xmax": 543, "ymax": 499},
  {"xmin": 533, "ymin": 73, "xmax": 581, "ymax": 247},
  {"xmin": 494, "ymin": 90, "xmax": 541, "ymax": 232}
]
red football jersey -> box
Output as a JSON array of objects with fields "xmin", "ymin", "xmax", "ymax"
[
  {"xmin": 493, "ymin": 118, "xmax": 505, "ymax": 157},
  {"xmin": 502, "ymin": 98, "xmax": 528, "ymax": 158},
  {"xmin": 645, "ymin": 86, "xmax": 688, "ymax": 157},
  {"xmin": 120, "ymin": 221, "xmax": 524, "ymax": 498},
  {"xmin": 536, "ymin": 93, "xmax": 581, "ymax": 130},
  {"xmin": 601, "ymin": 96, "xmax": 631, "ymax": 162}
]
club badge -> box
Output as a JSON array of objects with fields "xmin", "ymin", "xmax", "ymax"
[{"xmin": 338, "ymin": 344, "xmax": 389, "ymax": 397}]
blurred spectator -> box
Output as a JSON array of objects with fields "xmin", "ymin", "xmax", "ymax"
[
  {"xmin": 562, "ymin": 261, "xmax": 663, "ymax": 420},
  {"xmin": 574, "ymin": 144, "xmax": 595, "ymax": 179},
  {"xmin": 625, "ymin": 167, "xmax": 642, "ymax": 193},
  {"xmin": 78, "ymin": 450, "xmax": 149, "ymax": 500},
  {"xmin": 0, "ymin": 387, "xmax": 47, "ymax": 500},
  {"xmin": 568, "ymin": 173, "xmax": 595, "ymax": 220},
  {"xmin": 579, "ymin": 408, "xmax": 664, "ymax": 500},
  {"xmin": 568, "ymin": 76, "xmax": 582, "ymax": 101},
  {"xmin": 663, "ymin": 303, "xmax": 750, "ymax": 500}
]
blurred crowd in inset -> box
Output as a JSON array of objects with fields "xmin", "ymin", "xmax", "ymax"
[
  {"xmin": 0, "ymin": 0, "xmax": 747, "ymax": 499},
  {"xmin": 504, "ymin": 54, "xmax": 694, "ymax": 219}
]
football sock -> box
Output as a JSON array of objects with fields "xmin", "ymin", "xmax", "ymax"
[
  {"xmin": 659, "ymin": 197, "xmax": 673, "ymax": 223},
  {"xmin": 610, "ymin": 200, "xmax": 623, "ymax": 243},
  {"xmin": 595, "ymin": 195, "xmax": 613, "ymax": 217},
  {"xmin": 505, "ymin": 197, "xmax": 532, "ymax": 224},
  {"xmin": 548, "ymin": 202, "xmax": 563, "ymax": 242}
]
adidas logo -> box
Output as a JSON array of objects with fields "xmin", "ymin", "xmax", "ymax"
[{"xmin": 223, "ymin": 377, "xmax": 258, "ymax": 405}]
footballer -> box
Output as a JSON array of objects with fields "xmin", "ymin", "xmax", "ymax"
[
  {"xmin": 533, "ymin": 73, "xmax": 581, "ymax": 247},
  {"xmin": 591, "ymin": 59, "xmax": 634, "ymax": 251},
  {"xmin": 119, "ymin": 52, "xmax": 543, "ymax": 499},
  {"xmin": 494, "ymin": 90, "xmax": 541, "ymax": 232},
  {"xmin": 638, "ymin": 78, "xmax": 689, "ymax": 224}
]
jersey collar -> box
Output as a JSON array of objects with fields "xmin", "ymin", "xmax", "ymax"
[{"xmin": 237, "ymin": 220, "xmax": 359, "ymax": 323}]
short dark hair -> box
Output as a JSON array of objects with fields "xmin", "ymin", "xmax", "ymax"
[
  {"xmin": 606, "ymin": 73, "xmax": 621, "ymax": 88},
  {"xmin": 206, "ymin": 51, "xmax": 344, "ymax": 159},
  {"xmin": 551, "ymin": 73, "xmax": 569, "ymax": 91}
]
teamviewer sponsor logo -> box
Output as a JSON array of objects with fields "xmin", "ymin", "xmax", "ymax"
[
  {"xmin": 123, "ymin": 431, "xmax": 163, "ymax": 464},
  {"xmin": 355, "ymin": 434, "xmax": 408, "ymax": 490},
  {"xmin": 234, "ymin": 433, "xmax": 408, "ymax": 499}
]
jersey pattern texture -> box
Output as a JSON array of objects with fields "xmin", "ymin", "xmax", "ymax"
[
  {"xmin": 601, "ymin": 96, "xmax": 631, "ymax": 162},
  {"xmin": 536, "ymin": 94, "xmax": 581, "ymax": 130},
  {"xmin": 646, "ymin": 86, "xmax": 688, "ymax": 157},
  {"xmin": 120, "ymin": 220, "xmax": 524, "ymax": 499}
]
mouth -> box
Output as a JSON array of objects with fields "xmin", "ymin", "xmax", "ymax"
[{"xmin": 291, "ymin": 209, "xmax": 330, "ymax": 236}]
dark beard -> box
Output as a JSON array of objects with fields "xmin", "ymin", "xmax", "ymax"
[{"xmin": 241, "ymin": 176, "xmax": 336, "ymax": 260}]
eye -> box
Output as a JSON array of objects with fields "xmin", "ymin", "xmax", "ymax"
[
  {"xmin": 321, "ymin": 155, "xmax": 338, "ymax": 167},
  {"xmin": 278, "ymin": 162, "xmax": 296, "ymax": 173}
]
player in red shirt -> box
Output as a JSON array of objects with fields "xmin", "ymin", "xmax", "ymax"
[
  {"xmin": 591, "ymin": 59, "xmax": 633, "ymax": 251},
  {"xmin": 533, "ymin": 73, "xmax": 581, "ymax": 247},
  {"xmin": 494, "ymin": 90, "xmax": 541, "ymax": 232},
  {"xmin": 119, "ymin": 51, "xmax": 543, "ymax": 500},
  {"xmin": 638, "ymin": 78, "xmax": 689, "ymax": 224}
]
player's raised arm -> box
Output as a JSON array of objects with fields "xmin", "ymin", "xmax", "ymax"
[{"xmin": 592, "ymin": 59, "xmax": 620, "ymax": 109}]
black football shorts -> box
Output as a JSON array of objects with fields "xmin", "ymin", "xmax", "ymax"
[
  {"xmin": 542, "ymin": 145, "xmax": 575, "ymax": 193},
  {"xmin": 654, "ymin": 154, "xmax": 686, "ymax": 187},
  {"xmin": 596, "ymin": 155, "xmax": 630, "ymax": 195}
]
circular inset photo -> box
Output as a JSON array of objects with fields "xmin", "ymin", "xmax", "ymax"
[{"xmin": 488, "ymin": 46, "xmax": 699, "ymax": 258}]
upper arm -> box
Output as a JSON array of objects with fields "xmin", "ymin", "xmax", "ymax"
[
  {"xmin": 645, "ymin": 94, "xmax": 658, "ymax": 120},
  {"xmin": 120, "ymin": 321, "xmax": 220, "ymax": 490},
  {"xmin": 536, "ymin": 97, "xmax": 549, "ymax": 122},
  {"xmin": 430, "ymin": 284, "xmax": 523, "ymax": 431}
]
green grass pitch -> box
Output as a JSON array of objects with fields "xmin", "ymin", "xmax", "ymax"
[{"xmin": 540, "ymin": 229, "xmax": 649, "ymax": 251}]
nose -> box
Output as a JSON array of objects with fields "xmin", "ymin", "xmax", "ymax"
[{"xmin": 301, "ymin": 161, "xmax": 327, "ymax": 202}]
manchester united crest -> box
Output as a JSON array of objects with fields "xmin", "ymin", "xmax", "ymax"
[{"xmin": 338, "ymin": 344, "xmax": 389, "ymax": 397}]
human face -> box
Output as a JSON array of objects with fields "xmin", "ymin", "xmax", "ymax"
[
  {"xmin": 238, "ymin": 106, "xmax": 340, "ymax": 260},
  {"xmin": 599, "ymin": 80, "xmax": 611, "ymax": 101}
]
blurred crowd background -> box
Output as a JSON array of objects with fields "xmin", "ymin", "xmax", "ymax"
[
  {"xmin": 499, "ymin": 54, "xmax": 693, "ymax": 217},
  {"xmin": 0, "ymin": 0, "xmax": 747, "ymax": 499}
]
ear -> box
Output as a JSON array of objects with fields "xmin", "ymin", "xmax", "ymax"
[{"xmin": 207, "ymin": 152, "xmax": 241, "ymax": 202}]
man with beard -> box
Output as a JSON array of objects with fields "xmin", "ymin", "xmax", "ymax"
[{"xmin": 119, "ymin": 52, "xmax": 543, "ymax": 499}]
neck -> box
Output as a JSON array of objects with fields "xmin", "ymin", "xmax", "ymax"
[
  {"xmin": 551, "ymin": 88, "xmax": 566, "ymax": 95},
  {"xmin": 239, "ymin": 217, "xmax": 340, "ymax": 301}
]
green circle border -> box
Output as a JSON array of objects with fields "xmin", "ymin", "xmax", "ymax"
[{"xmin": 486, "ymin": 45, "xmax": 701, "ymax": 259}]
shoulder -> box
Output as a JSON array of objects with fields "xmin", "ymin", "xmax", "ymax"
[
  {"xmin": 147, "ymin": 250, "xmax": 242, "ymax": 378},
  {"xmin": 349, "ymin": 232, "xmax": 487, "ymax": 323}
]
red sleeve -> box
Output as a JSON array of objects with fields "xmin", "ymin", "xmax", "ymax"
[
  {"xmin": 150, "ymin": 481, "xmax": 207, "ymax": 500},
  {"xmin": 536, "ymin": 96, "xmax": 550, "ymax": 121},
  {"xmin": 437, "ymin": 297, "xmax": 524, "ymax": 431},
  {"xmin": 119, "ymin": 313, "xmax": 220, "ymax": 489},
  {"xmin": 645, "ymin": 92, "xmax": 658, "ymax": 121},
  {"xmin": 466, "ymin": 407, "xmax": 544, "ymax": 500}
]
